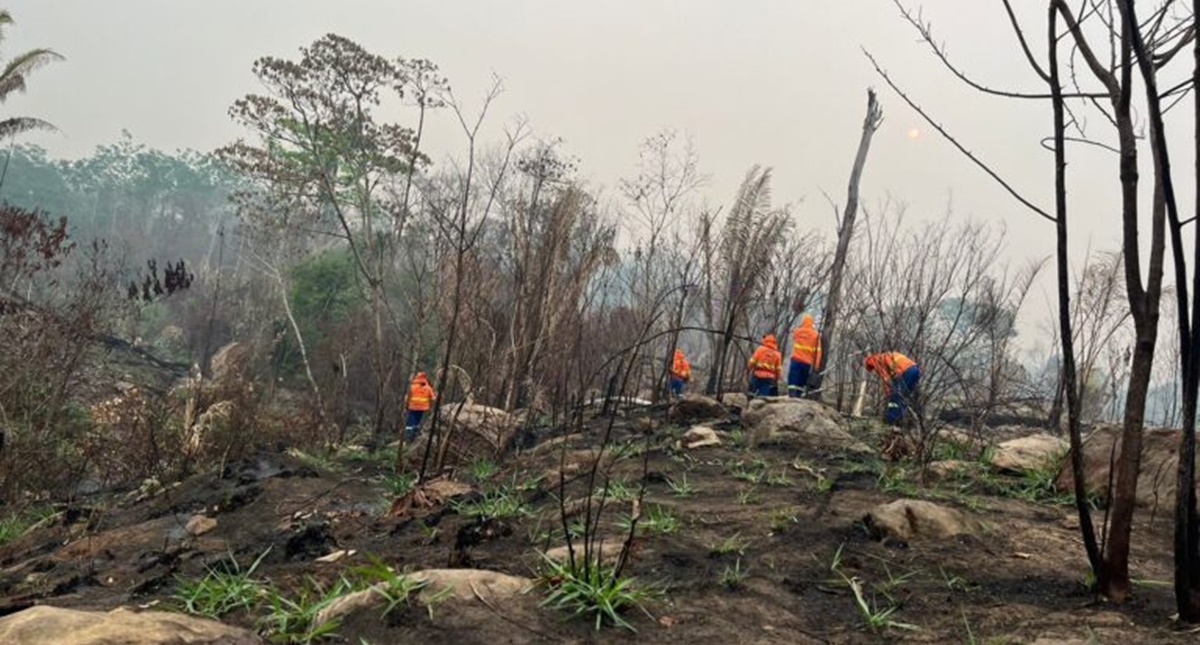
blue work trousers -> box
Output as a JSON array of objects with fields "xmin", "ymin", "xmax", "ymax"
[
  {"xmin": 787, "ymin": 360, "xmax": 813, "ymax": 398},
  {"xmin": 749, "ymin": 375, "xmax": 777, "ymax": 397},
  {"xmin": 404, "ymin": 409, "xmax": 426, "ymax": 442},
  {"xmin": 884, "ymin": 365, "xmax": 921, "ymax": 424}
]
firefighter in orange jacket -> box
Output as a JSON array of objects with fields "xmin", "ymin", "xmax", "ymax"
[
  {"xmin": 747, "ymin": 334, "xmax": 783, "ymax": 397},
  {"xmin": 788, "ymin": 314, "xmax": 822, "ymax": 398},
  {"xmin": 403, "ymin": 372, "xmax": 436, "ymax": 442},
  {"xmin": 669, "ymin": 349, "xmax": 691, "ymax": 399},
  {"xmin": 863, "ymin": 352, "xmax": 920, "ymax": 424}
]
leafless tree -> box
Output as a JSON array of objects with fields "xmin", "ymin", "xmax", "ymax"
[{"xmin": 817, "ymin": 89, "xmax": 883, "ymax": 402}]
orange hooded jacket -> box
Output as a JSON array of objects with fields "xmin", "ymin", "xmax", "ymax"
[
  {"xmin": 863, "ymin": 352, "xmax": 916, "ymax": 391},
  {"xmin": 792, "ymin": 315, "xmax": 822, "ymax": 368},
  {"xmin": 749, "ymin": 335, "xmax": 783, "ymax": 379},
  {"xmin": 406, "ymin": 373, "xmax": 436, "ymax": 412},
  {"xmin": 671, "ymin": 349, "xmax": 691, "ymax": 380}
]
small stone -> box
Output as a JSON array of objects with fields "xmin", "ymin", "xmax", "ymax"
[
  {"xmin": 668, "ymin": 394, "xmax": 727, "ymax": 423},
  {"xmin": 185, "ymin": 515, "xmax": 217, "ymax": 536},
  {"xmin": 544, "ymin": 541, "xmax": 625, "ymax": 567},
  {"xmin": 863, "ymin": 499, "xmax": 978, "ymax": 545},
  {"xmin": 682, "ymin": 426, "xmax": 722, "ymax": 449},
  {"xmin": 989, "ymin": 434, "xmax": 1067, "ymax": 473}
]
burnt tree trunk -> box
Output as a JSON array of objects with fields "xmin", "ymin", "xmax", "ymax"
[
  {"xmin": 1112, "ymin": 0, "xmax": 1200, "ymax": 617},
  {"xmin": 1049, "ymin": 5, "xmax": 1104, "ymax": 578},
  {"xmin": 817, "ymin": 89, "xmax": 883, "ymax": 402}
]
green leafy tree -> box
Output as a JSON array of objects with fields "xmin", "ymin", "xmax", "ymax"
[{"xmin": 221, "ymin": 34, "xmax": 446, "ymax": 441}]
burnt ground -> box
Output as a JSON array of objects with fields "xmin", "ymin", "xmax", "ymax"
[{"xmin": 0, "ymin": 406, "xmax": 1195, "ymax": 645}]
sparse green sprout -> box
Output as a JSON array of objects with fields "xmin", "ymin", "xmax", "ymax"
[
  {"xmin": 617, "ymin": 505, "xmax": 678, "ymax": 535},
  {"xmin": 173, "ymin": 549, "xmax": 271, "ymax": 618},
  {"xmin": 731, "ymin": 464, "xmax": 765, "ymax": 485},
  {"xmin": 350, "ymin": 557, "xmax": 427, "ymax": 618},
  {"xmin": 644, "ymin": 505, "xmax": 679, "ymax": 535},
  {"xmin": 667, "ymin": 473, "xmax": 696, "ymax": 497},
  {"xmin": 451, "ymin": 487, "xmax": 532, "ymax": 520},
  {"xmin": 736, "ymin": 487, "xmax": 759, "ymax": 506},
  {"xmin": 768, "ymin": 507, "xmax": 800, "ymax": 531},
  {"xmin": 719, "ymin": 558, "xmax": 749, "ymax": 589},
  {"xmin": 876, "ymin": 467, "xmax": 919, "ymax": 497},
  {"xmin": 766, "ymin": 471, "xmax": 794, "ymax": 487},
  {"xmin": 710, "ymin": 533, "xmax": 749, "ymax": 557},
  {"xmin": 0, "ymin": 513, "xmax": 34, "ymax": 546},
  {"xmin": 469, "ymin": 458, "xmax": 500, "ymax": 482},
  {"xmin": 845, "ymin": 574, "xmax": 919, "ymax": 633},
  {"xmin": 939, "ymin": 567, "xmax": 969, "ymax": 592},
  {"xmin": 259, "ymin": 576, "xmax": 350, "ymax": 644},
  {"xmin": 539, "ymin": 554, "xmax": 656, "ymax": 631},
  {"xmin": 874, "ymin": 563, "xmax": 915, "ymax": 601},
  {"xmin": 826, "ymin": 543, "xmax": 846, "ymax": 573},
  {"xmin": 596, "ymin": 477, "xmax": 639, "ymax": 502},
  {"xmin": 381, "ymin": 472, "xmax": 417, "ymax": 498},
  {"xmin": 518, "ymin": 474, "xmax": 545, "ymax": 492}
]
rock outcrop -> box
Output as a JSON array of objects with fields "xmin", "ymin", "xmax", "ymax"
[
  {"xmin": 741, "ymin": 398, "xmax": 868, "ymax": 453},
  {"xmin": 668, "ymin": 394, "xmax": 727, "ymax": 423},
  {"xmin": 1055, "ymin": 425, "xmax": 1189, "ymax": 510},
  {"xmin": 681, "ymin": 425, "xmax": 722, "ymax": 449},
  {"xmin": 989, "ymin": 434, "xmax": 1067, "ymax": 473},
  {"xmin": 863, "ymin": 499, "xmax": 977, "ymax": 545},
  {"xmin": 0, "ymin": 606, "xmax": 261, "ymax": 645},
  {"xmin": 315, "ymin": 568, "xmax": 533, "ymax": 626}
]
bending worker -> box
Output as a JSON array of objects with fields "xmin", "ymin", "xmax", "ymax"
[
  {"xmin": 670, "ymin": 348, "xmax": 691, "ymax": 399},
  {"xmin": 789, "ymin": 314, "xmax": 822, "ymax": 398},
  {"xmin": 863, "ymin": 352, "xmax": 920, "ymax": 424},
  {"xmin": 748, "ymin": 334, "xmax": 783, "ymax": 397},
  {"xmin": 403, "ymin": 372, "xmax": 436, "ymax": 443}
]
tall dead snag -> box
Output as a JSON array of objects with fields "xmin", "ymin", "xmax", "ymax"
[
  {"xmin": 817, "ymin": 89, "xmax": 882, "ymax": 404},
  {"xmin": 1185, "ymin": 0, "xmax": 1200, "ymax": 617},
  {"xmin": 1048, "ymin": 0, "xmax": 1168, "ymax": 600},
  {"xmin": 1046, "ymin": 2, "xmax": 1103, "ymax": 586},
  {"xmin": 1111, "ymin": 0, "xmax": 1200, "ymax": 619}
]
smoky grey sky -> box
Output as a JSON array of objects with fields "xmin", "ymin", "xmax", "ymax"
[{"xmin": 3, "ymin": 0, "xmax": 1187, "ymax": 342}]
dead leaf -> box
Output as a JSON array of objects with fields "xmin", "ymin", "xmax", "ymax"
[
  {"xmin": 658, "ymin": 616, "xmax": 676, "ymax": 627},
  {"xmin": 316, "ymin": 549, "xmax": 350, "ymax": 563}
]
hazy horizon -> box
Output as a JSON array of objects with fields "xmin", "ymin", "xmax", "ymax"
[{"xmin": 4, "ymin": 0, "xmax": 1190, "ymax": 350}]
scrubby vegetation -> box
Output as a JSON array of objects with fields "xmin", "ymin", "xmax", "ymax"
[{"xmin": 4, "ymin": 2, "xmax": 1200, "ymax": 643}]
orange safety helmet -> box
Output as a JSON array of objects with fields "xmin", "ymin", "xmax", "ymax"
[
  {"xmin": 763, "ymin": 334, "xmax": 777, "ymax": 349},
  {"xmin": 414, "ymin": 372, "xmax": 429, "ymax": 383}
]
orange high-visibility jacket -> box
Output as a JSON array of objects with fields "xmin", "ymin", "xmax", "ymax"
[
  {"xmin": 749, "ymin": 335, "xmax": 783, "ymax": 379},
  {"xmin": 406, "ymin": 374, "xmax": 436, "ymax": 412},
  {"xmin": 864, "ymin": 352, "xmax": 916, "ymax": 389},
  {"xmin": 792, "ymin": 315, "xmax": 822, "ymax": 368},
  {"xmin": 671, "ymin": 350, "xmax": 691, "ymax": 380}
]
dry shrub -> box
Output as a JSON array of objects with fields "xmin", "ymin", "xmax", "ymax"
[{"xmin": 85, "ymin": 387, "xmax": 182, "ymax": 487}]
